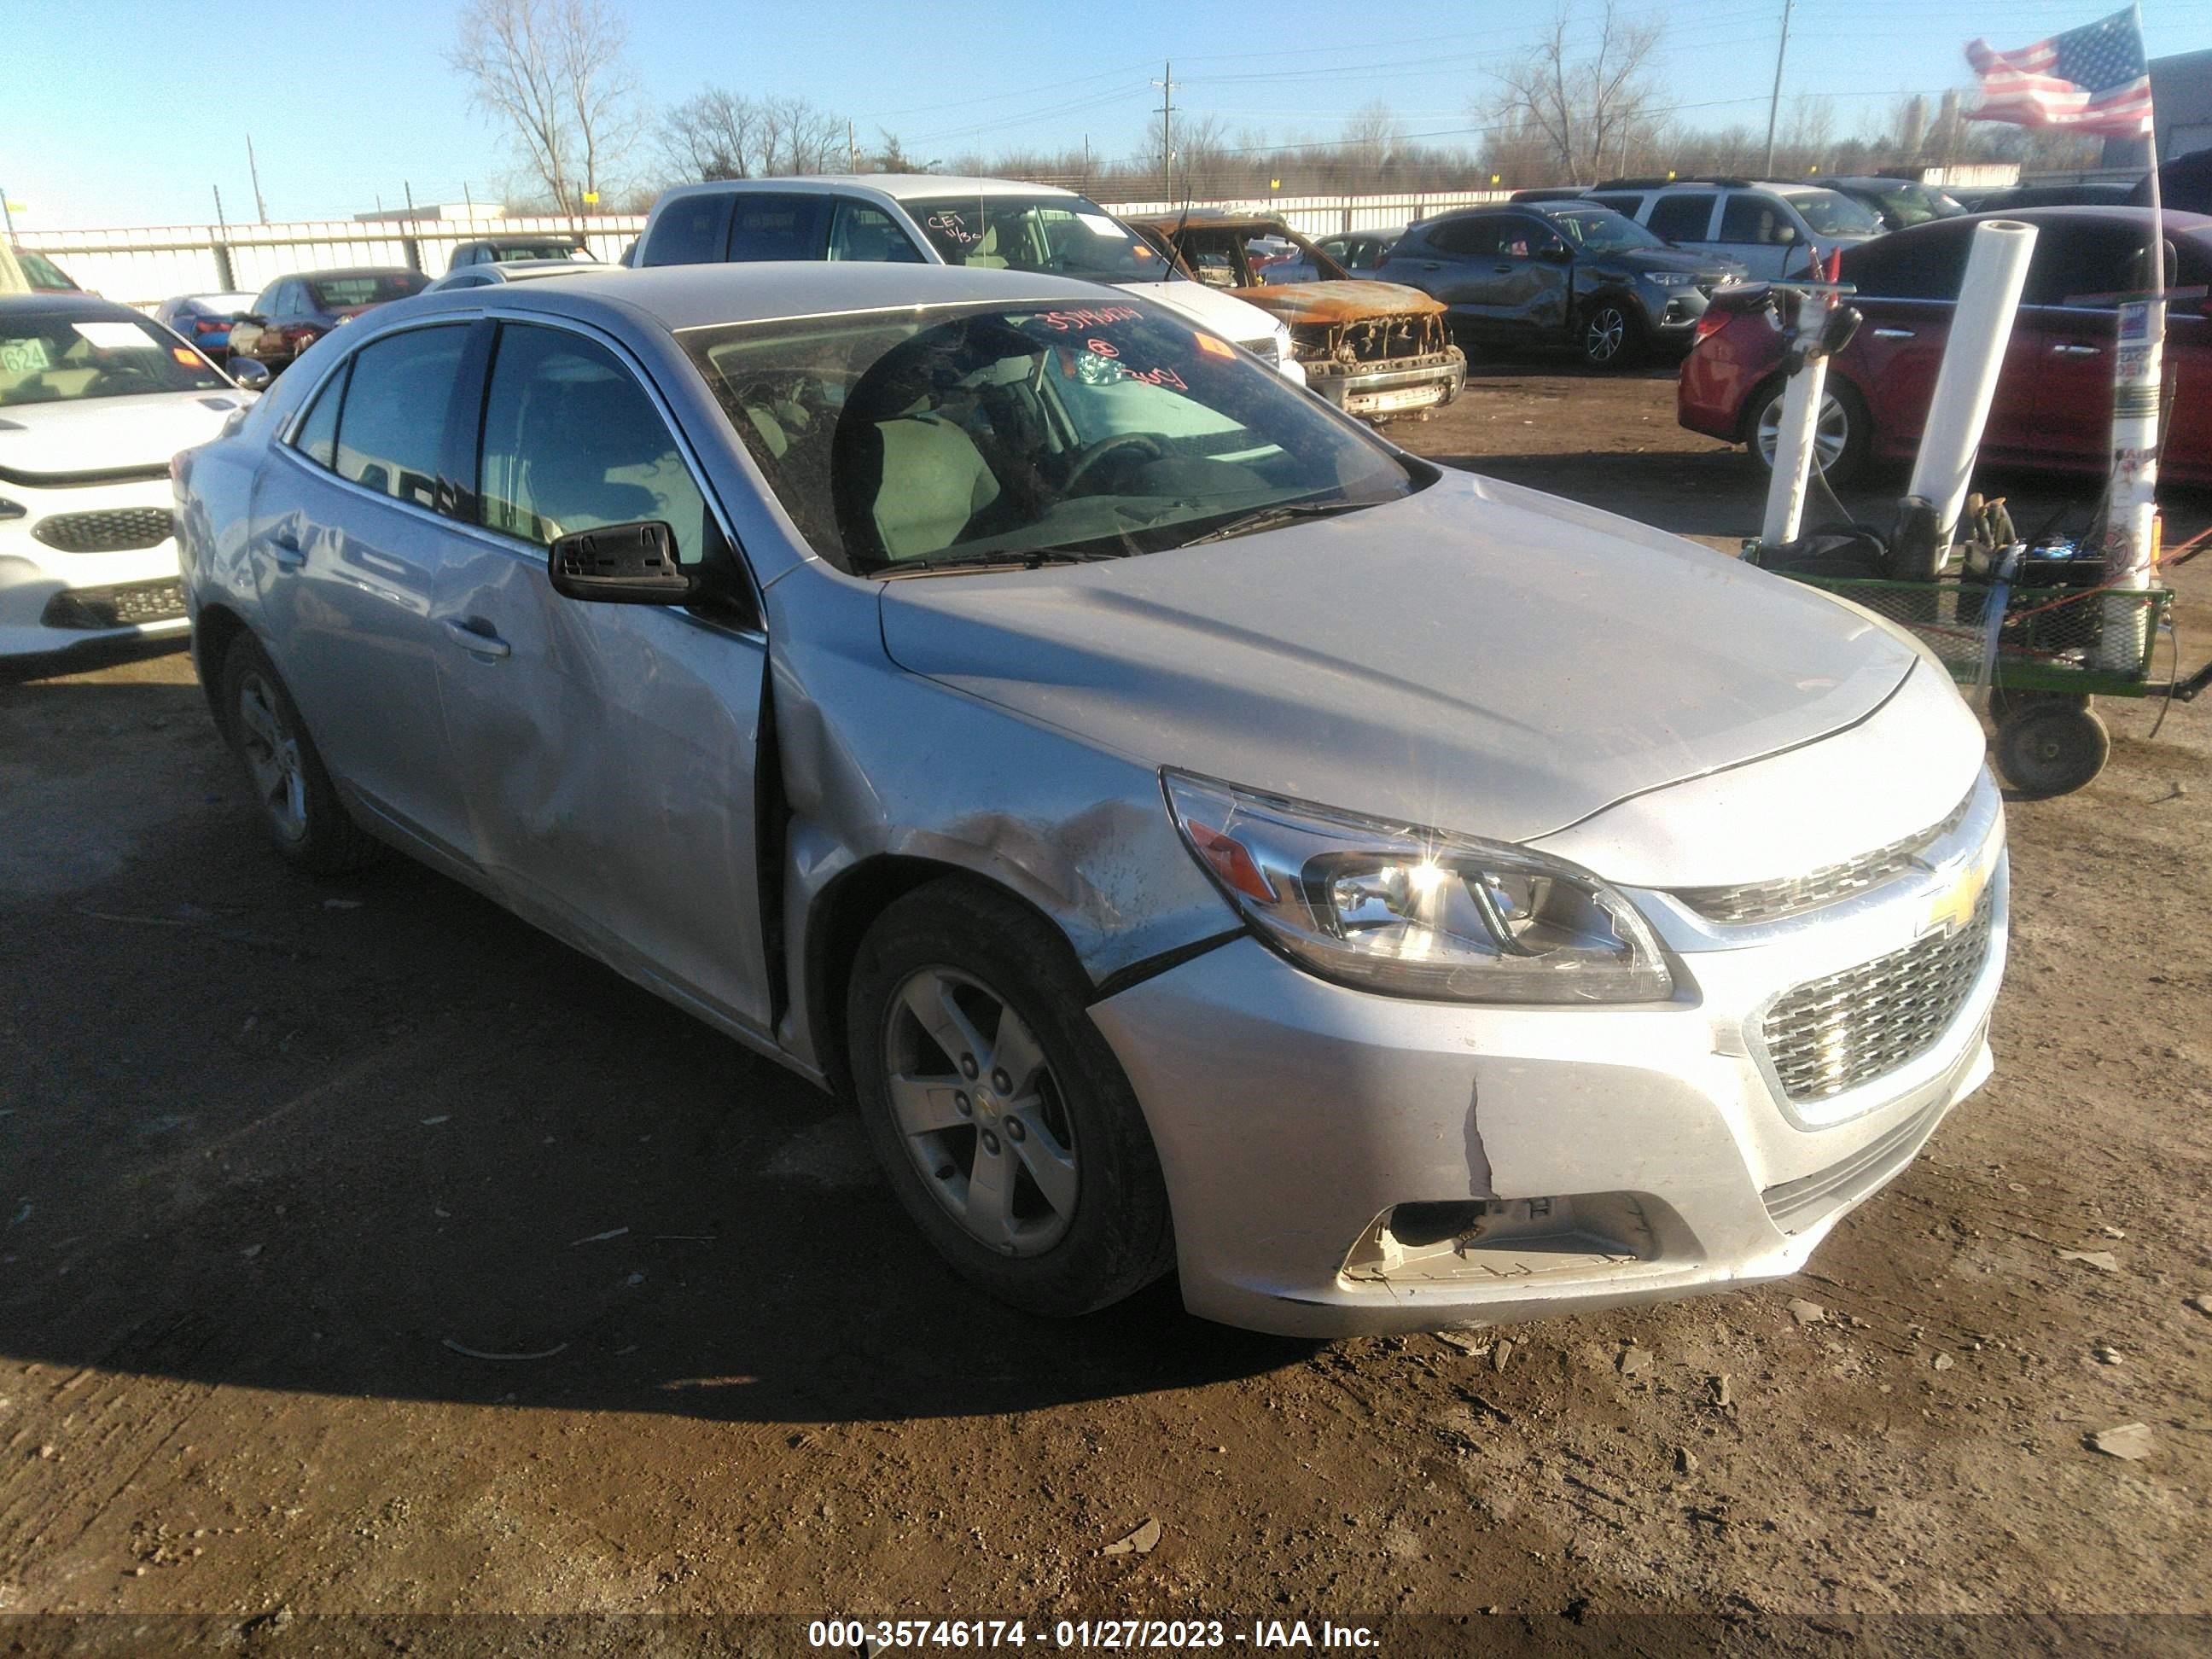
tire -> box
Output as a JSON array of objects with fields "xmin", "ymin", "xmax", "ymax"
[
  {"xmin": 1578, "ymin": 297, "xmax": 1642, "ymax": 369},
  {"xmin": 1748, "ymin": 375, "xmax": 1871, "ymax": 486},
  {"xmin": 1995, "ymin": 701, "xmax": 2110, "ymax": 798},
  {"xmin": 845, "ymin": 877, "xmax": 1175, "ymax": 1318},
  {"xmin": 218, "ymin": 634, "xmax": 379, "ymax": 874}
]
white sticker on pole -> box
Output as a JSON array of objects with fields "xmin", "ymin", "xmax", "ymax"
[{"xmin": 73, "ymin": 322, "xmax": 156, "ymax": 350}]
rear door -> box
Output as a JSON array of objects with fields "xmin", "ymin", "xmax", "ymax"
[
  {"xmin": 2022, "ymin": 219, "xmax": 2174, "ymax": 465},
  {"xmin": 250, "ymin": 321, "xmax": 482, "ymax": 863},
  {"xmin": 432, "ymin": 318, "xmax": 776, "ymax": 1037}
]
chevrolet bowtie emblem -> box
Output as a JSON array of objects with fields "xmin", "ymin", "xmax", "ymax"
[{"xmin": 1923, "ymin": 853, "xmax": 1991, "ymax": 937}]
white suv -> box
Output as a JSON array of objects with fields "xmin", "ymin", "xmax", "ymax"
[
  {"xmin": 636, "ymin": 176, "xmax": 1304, "ymax": 387},
  {"xmin": 1583, "ymin": 177, "xmax": 1883, "ymax": 278}
]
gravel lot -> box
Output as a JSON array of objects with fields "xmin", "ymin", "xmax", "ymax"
[{"xmin": 3, "ymin": 364, "xmax": 2209, "ymax": 1633}]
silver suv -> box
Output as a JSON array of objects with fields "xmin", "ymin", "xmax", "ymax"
[{"xmin": 1583, "ymin": 177, "xmax": 1883, "ymax": 278}]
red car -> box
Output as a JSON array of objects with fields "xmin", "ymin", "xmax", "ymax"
[{"xmin": 1678, "ymin": 207, "xmax": 2212, "ymax": 486}]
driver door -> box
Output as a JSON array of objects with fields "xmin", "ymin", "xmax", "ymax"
[{"xmin": 432, "ymin": 319, "xmax": 776, "ymax": 1039}]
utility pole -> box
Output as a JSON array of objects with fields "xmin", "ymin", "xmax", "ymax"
[
  {"xmin": 404, "ymin": 179, "xmax": 416, "ymax": 217},
  {"xmin": 849, "ymin": 120, "xmax": 859, "ymax": 172},
  {"xmin": 1152, "ymin": 61, "xmax": 1175, "ymax": 201},
  {"xmin": 247, "ymin": 134, "xmax": 268, "ymax": 222},
  {"xmin": 212, "ymin": 184, "xmax": 226, "ymax": 231},
  {"xmin": 1761, "ymin": 0, "xmax": 1795, "ymax": 179}
]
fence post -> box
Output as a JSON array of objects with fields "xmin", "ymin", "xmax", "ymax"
[{"xmin": 401, "ymin": 236, "xmax": 423, "ymax": 274}]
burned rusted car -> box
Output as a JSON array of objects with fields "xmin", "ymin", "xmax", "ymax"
[{"xmin": 1126, "ymin": 210, "xmax": 1464, "ymax": 421}]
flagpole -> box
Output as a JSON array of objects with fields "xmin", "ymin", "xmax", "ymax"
[{"xmin": 2100, "ymin": 0, "xmax": 2163, "ymax": 667}]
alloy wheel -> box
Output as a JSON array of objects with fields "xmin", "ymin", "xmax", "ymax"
[
  {"xmin": 1755, "ymin": 389, "xmax": 1850, "ymax": 472},
  {"xmin": 236, "ymin": 671, "xmax": 308, "ymax": 841},
  {"xmin": 1584, "ymin": 306, "xmax": 1627, "ymax": 364},
  {"xmin": 881, "ymin": 966, "xmax": 1079, "ymax": 1257}
]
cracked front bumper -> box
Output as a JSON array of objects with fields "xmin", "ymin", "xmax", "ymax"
[
  {"xmin": 1088, "ymin": 840, "xmax": 2006, "ymax": 1339},
  {"xmin": 1301, "ymin": 348, "xmax": 1467, "ymax": 418}
]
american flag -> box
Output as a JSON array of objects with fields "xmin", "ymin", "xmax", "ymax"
[{"xmin": 1966, "ymin": 8, "xmax": 2152, "ymax": 137}]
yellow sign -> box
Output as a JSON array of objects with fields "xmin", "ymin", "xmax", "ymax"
[
  {"xmin": 582, "ymin": 190, "xmax": 600, "ymax": 205},
  {"xmin": 1269, "ymin": 178, "xmax": 1281, "ymax": 190}
]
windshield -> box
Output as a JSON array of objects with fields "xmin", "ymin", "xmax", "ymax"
[
  {"xmin": 683, "ymin": 300, "xmax": 1421, "ymax": 576},
  {"xmin": 903, "ymin": 196, "xmax": 1173, "ymax": 282},
  {"xmin": 0, "ymin": 310, "xmax": 229, "ymax": 407},
  {"xmin": 489, "ymin": 242, "xmax": 592, "ymax": 262},
  {"xmin": 1542, "ymin": 206, "xmax": 1668, "ymax": 253},
  {"xmin": 308, "ymin": 272, "xmax": 428, "ymax": 310},
  {"xmin": 1784, "ymin": 189, "xmax": 1882, "ymax": 237}
]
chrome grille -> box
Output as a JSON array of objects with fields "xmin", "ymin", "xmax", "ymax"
[
  {"xmin": 1761, "ymin": 889, "xmax": 1994, "ymax": 1103},
  {"xmin": 1679, "ymin": 789, "xmax": 1976, "ymax": 925},
  {"xmin": 32, "ymin": 508, "xmax": 176, "ymax": 553}
]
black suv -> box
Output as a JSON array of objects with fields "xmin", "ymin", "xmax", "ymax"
[{"xmin": 1378, "ymin": 201, "xmax": 1746, "ymax": 367}]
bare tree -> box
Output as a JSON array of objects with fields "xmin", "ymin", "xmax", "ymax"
[
  {"xmin": 1489, "ymin": 1, "xmax": 1662, "ymax": 183},
  {"xmin": 659, "ymin": 90, "xmax": 847, "ymax": 181},
  {"xmin": 449, "ymin": 0, "xmax": 641, "ymax": 212}
]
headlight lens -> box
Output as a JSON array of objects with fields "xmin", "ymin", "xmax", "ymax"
[
  {"xmin": 1164, "ymin": 771, "xmax": 1674, "ymax": 1004},
  {"xmin": 1644, "ymin": 271, "xmax": 1697, "ymax": 288}
]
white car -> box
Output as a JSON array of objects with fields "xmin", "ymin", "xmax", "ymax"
[
  {"xmin": 635, "ymin": 174, "xmax": 1307, "ymax": 387},
  {"xmin": 1, "ymin": 294, "xmax": 252, "ymax": 662}
]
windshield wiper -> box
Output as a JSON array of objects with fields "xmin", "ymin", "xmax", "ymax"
[
  {"xmin": 876, "ymin": 545, "xmax": 1123, "ymax": 578},
  {"xmin": 1176, "ymin": 499, "xmax": 1368, "ymax": 548}
]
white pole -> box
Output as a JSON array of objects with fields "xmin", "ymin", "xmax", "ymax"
[
  {"xmin": 1904, "ymin": 218, "xmax": 2038, "ymax": 548},
  {"xmin": 1760, "ymin": 288, "xmax": 1831, "ymax": 549},
  {"xmin": 2100, "ymin": 49, "xmax": 2163, "ymax": 669}
]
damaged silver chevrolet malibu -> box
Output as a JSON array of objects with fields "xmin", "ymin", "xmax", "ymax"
[{"xmin": 175, "ymin": 263, "xmax": 2006, "ymax": 1337}]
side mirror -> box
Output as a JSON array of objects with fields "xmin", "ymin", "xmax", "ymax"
[
  {"xmin": 547, "ymin": 521, "xmax": 697, "ymax": 605},
  {"xmin": 229, "ymin": 358, "xmax": 272, "ymax": 392},
  {"xmin": 1817, "ymin": 304, "xmax": 1863, "ymax": 358}
]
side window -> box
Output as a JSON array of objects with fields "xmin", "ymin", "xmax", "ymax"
[
  {"xmin": 1646, "ymin": 193, "xmax": 1719, "ymax": 243},
  {"xmin": 643, "ymin": 192, "xmax": 735, "ymax": 265},
  {"xmin": 477, "ymin": 323, "xmax": 712, "ymax": 562},
  {"xmin": 1718, "ymin": 194, "xmax": 1796, "ymax": 246},
  {"xmin": 331, "ymin": 325, "xmax": 469, "ymax": 509},
  {"xmin": 1427, "ymin": 218, "xmax": 1494, "ymax": 257},
  {"xmin": 727, "ymin": 195, "xmax": 830, "ymax": 262},
  {"xmin": 1585, "ymin": 194, "xmax": 1642, "ymax": 217},
  {"xmin": 291, "ymin": 362, "xmax": 348, "ymax": 470},
  {"xmin": 252, "ymin": 282, "xmax": 280, "ymax": 317},
  {"xmin": 2025, "ymin": 225, "xmax": 2169, "ymax": 308},
  {"xmin": 829, "ymin": 201, "xmax": 924, "ymax": 263}
]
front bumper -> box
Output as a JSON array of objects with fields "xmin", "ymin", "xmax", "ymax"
[
  {"xmin": 1301, "ymin": 346, "xmax": 1466, "ymax": 418},
  {"xmin": 0, "ymin": 481, "xmax": 189, "ymax": 661},
  {"xmin": 1090, "ymin": 812, "xmax": 2007, "ymax": 1338}
]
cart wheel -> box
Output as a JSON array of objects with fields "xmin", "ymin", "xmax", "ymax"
[
  {"xmin": 1995, "ymin": 701, "xmax": 2110, "ymax": 797},
  {"xmin": 1988, "ymin": 687, "xmax": 2089, "ymax": 725}
]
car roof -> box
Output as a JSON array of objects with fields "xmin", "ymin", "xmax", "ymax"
[
  {"xmin": 467, "ymin": 232, "xmax": 586, "ymax": 243},
  {"xmin": 1121, "ymin": 208, "xmax": 1286, "ymax": 232},
  {"xmin": 655, "ymin": 174, "xmax": 1084, "ymax": 207},
  {"xmin": 1855, "ymin": 204, "xmax": 2212, "ymax": 249},
  {"xmin": 399, "ymin": 259, "xmax": 1143, "ymax": 334},
  {"xmin": 0, "ymin": 293, "xmax": 150, "ymax": 321},
  {"xmin": 291, "ymin": 266, "xmax": 422, "ymax": 282}
]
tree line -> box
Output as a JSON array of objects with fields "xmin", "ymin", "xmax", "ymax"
[{"xmin": 446, "ymin": 0, "xmax": 2108, "ymax": 218}]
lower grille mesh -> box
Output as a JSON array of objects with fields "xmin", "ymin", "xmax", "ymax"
[
  {"xmin": 1761, "ymin": 891, "xmax": 1994, "ymax": 1103},
  {"xmin": 32, "ymin": 508, "xmax": 176, "ymax": 553}
]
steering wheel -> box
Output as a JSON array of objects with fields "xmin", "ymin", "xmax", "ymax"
[{"xmin": 1063, "ymin": 434, "xmax": 1166, "ymax": 495}]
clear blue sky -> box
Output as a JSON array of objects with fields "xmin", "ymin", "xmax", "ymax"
[{"xmin": 9, "ymin": 0, "xmax": 2212, "ymax": 228}]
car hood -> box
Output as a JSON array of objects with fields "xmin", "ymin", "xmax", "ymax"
[
  {"xmin": 1229, "ymin": 279, "xmax": 1447, "ymax": 323},
  {"xmin": 1611, "ymin": 246, "xmax": 1741, "ymax": 278},
  {"xmin": 1116, "ymin": 277, "xmax": 1278, "ymax": 346},
  {"xmin": 876, "ymin": 470, "xmax": 1918, "ymax": 846},
  {"xmin": 0, "ymin": 390, "xmax": 248, "ymax": 480}
]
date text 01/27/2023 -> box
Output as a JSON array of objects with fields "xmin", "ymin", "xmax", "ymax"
[{"xmin": 806, "ymin": 1620, "xmax": 1382, "ymax": 1651}]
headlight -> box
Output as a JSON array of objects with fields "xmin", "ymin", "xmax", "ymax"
[
  {"xmin": 1644, "ymin": 271, "xmax": 1697, "ymax": 288},
  {"xmin": 1164, "ymin": 771, "xmax": 1674, "ymax": 1004}
]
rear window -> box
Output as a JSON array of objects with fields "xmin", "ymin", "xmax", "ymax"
[
  {"xmin": 310, "ymin": 272, "xmax": 428, "ymax": 310},
  {"xmin": 645, "ymin": 194, "xmax": 735, "ymax": 265},
  {"xmin": 1840, "ymin": 222, "xmax": 1973, "ymax": 299},
  {"xmin": 1647, "ymin": 194, "xmax": 1718, "ymax": 242},
  {"xmin": 17, "ymin": 250, "xmax": 79, "ymax": 292}
]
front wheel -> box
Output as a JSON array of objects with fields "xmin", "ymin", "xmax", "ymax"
[
  {"xmin": 1578, "ymin": 299, "xmax": 1641, "ymax": 368},
  {"xmin": 1749, "ymin": 376, "xmax": 1871, "ymax": 486},
  {"xmin": 846, "ymin": 878, "xmax": 1174, "ymax": 1317}
]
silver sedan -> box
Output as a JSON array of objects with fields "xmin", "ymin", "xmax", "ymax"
[{"xmin": 176, "ymin": 263, "xmax": 2006, "ymax": 1336}]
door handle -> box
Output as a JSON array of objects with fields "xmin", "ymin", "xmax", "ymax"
[
  {"xmin": 1871, "ymin": 326, "xmax": 1917, "ymax": 340},
  {"xmin": 1493, "ymin": 264, "xmax": 1515, "ymax": 275},
  {"xmin": 2052, "ymin": 342, "xmax": 2102, "ymax": 357},
  {"xmin": 443, "ymin": 617, "xmax": 511, "ymax": 660},
  {"xmin": 271, "ymin": 528, "xmax": 305, "ymax": 569},
  {"xmin": 1420, "ymin": 261, "xmax": 1441, "ymax": 271}
]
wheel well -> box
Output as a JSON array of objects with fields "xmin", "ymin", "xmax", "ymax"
[
  {"xmin": 192, "ymin": 602, "xmax": 250, "ymax": 735},
  {"xmin": 802, "ymin": 855, "xmax": 1081, "ymax": 1103},
  {"xmin": 1737, "ymin": 368, "xmax": 1869, "ymax": 445}
]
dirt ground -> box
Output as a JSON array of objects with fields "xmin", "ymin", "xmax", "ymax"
[{"xmin": 3, "ymin": 362, "xmax": 2209, "ymax": 1643}]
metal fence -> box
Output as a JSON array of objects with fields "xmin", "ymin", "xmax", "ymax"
[{"xmin": 15, "ymin": 191, "xmax": 1513, "ymax": 308}]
